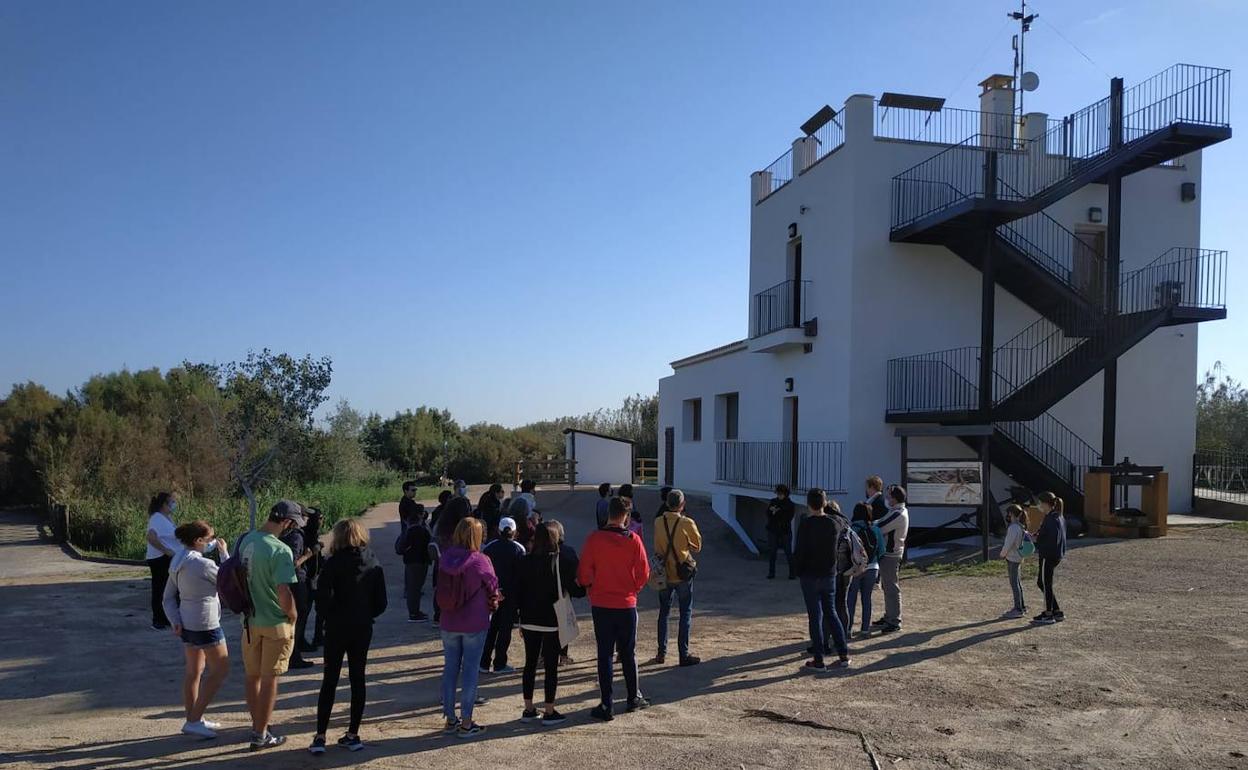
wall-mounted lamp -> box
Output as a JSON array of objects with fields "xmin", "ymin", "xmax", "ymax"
[
  {"xmin": 1181, "ymin": 182, "xmax": 1196, "ymax": 202},
  {"xmin": 784, "ymin": 377, "xmax": 794, "ymax": 393},
  {"xmin": 1087, "ymin": 207, "xmax": 1103, "ymax": 223},
  {"xmin": 788, "ymin": 222, "xmax": 798, "ymax": 239}
]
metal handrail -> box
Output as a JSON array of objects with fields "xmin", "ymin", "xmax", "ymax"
[{"xmin": 752, "ymin": 279, "xmax": 811, "ymax": 337}]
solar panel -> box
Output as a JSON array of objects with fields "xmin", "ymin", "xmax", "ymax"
[
  {"xmin": 878, "ymin": 92, "xmax": 946, "ymax": 112},
  {"xmin": 800, "ymin": 105, "xmax": 838, "ymax": 136}
]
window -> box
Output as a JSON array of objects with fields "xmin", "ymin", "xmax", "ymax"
[
  {"xmin": 682, "ymin": 398, "xmax": 702, "ymax": 442},
  {"xmin": 715, "ymin": 392, "xmax": 739, "ymax": 440}
]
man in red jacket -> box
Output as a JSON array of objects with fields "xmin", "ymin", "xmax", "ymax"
[{"xmin": 577, "ymin": 497, "xmax": 650, "ymax": 720}]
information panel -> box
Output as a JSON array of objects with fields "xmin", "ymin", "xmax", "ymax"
[{"xmin": 905, "ymin": 460, "xmax": 983, "ymax": 506}]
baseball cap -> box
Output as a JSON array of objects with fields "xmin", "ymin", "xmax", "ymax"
[
  {"xmin": 498, "ymin": 517, "xmax": 517, "ymax": 533},
  {"xmin": 270, "ymin": 499, "xmax": 307, "ymax": 527}
]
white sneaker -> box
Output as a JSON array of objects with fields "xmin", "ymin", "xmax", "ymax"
[
  {"xmin": 181, "ymin": 720, "xmax": 218, "ymax": 739},
  {"xmin": 201, "ymin": 719, "xmax": 222, "ymax": 730}
]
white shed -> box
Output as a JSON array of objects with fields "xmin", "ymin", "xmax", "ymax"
[{"xmin": 564, "ymin": 429, "xmax": 634, "ymax": 487}]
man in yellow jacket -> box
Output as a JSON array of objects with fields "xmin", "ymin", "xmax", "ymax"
[{"xmin": 651, "ymin": 489, "xmax": 703, "ymax": 667}]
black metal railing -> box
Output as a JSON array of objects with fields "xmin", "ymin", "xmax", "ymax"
[
  {"xmin": 752, "ymin": 279, "xmax": 811, "ymax": 337},
  {"xmin": 1193, "ymin": 447, "xmax": 1248, "ymax": 503},
  {"xmin": 1119, "ymin": 248, "xmax": 1227, "ymax": 314},
  {"xmin": 759, "ymin": 148, "xmax": 793, "ymax": 197},
  {"xmin": 996, "ymin": 206, "xmax": 1107, "ymax": 304},
  {"xmin": 885, "ymin": 347, "xmax": 981, "ymax": 415},
  {"xmin": 715, "ymin": 440, "xmax": 846, "ymax": 493},
  {"xmin": 998, "ymin": 411, "xmax": 1100, "ymax": 494},
  {"xmin": 891, "ymin": 64, "xmax": 1231, "ymax": 231}
]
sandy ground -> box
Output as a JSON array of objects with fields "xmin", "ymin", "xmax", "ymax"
[{"xmin": 0, "ymin": 490, "xmax": 1245, "ymax": 770}]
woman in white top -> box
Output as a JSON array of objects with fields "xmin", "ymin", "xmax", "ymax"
[
  {"xmin": 998, "ymin": 504, "xmax": 1030, "ymax": 619},
  {"xmin": 145, "ymin": 492, "xmax": 180, "ymax": 630}
]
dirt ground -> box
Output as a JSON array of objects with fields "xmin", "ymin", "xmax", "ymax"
[{"xmin": 0, "ymin": 489, "xmax": 1245, "ymax": 770}]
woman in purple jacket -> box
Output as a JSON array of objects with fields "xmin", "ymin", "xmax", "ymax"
[{"xmin": 436, "ymin": 517, "xmax": 500, "ymax": 739}]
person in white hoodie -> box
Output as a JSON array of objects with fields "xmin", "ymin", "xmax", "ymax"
[
  {"xmin": 162, "ymin": 519, "xmax": 231, "ymax": 740},
  {"xmin": 998, "ymin": 504, "xmax": 1030, "ymax": 619},
  {"xmin": 871, "ymin": 486, "xmax": 910, "ymax": 634}
]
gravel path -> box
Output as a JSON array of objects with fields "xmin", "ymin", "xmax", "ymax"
[{"xmin": 0, "ymin": 491, "xmax": 1245, "ymax": 769}]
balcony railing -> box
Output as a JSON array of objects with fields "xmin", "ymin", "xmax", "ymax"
[
  {"xmin": 716, "ymin": 440, "xmax": 846, "ymax": 493},
  {"xmin": 752, "ymin": 279, "xmax": 810, "ymax": 338}
]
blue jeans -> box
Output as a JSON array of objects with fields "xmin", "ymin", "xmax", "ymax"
[
  {"xmin": 1007, "ymin": 560, "xmax": 1025, "ymax": 612},
  {"xmin": 846, "ymin": 567, "xmax": 878, "ymax": 633},
  {"xmin": 440, "ymin": 629, "xmax": 487, "ymax": 722},
  {"xmin": 799, "ymin": 575, "xmax": 848, "ymax": 663},
  {"xmin": 591, "ymin": 606, "xmax": 639, "ymax": 711},
  {"xmin": 657, "ymin": 580, "xmax": 694, "ymax": 659}
]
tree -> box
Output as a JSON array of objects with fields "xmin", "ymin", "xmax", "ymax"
[
  {"xmin": 189, "ymin": 350, "xmax": 333, "ymax": 527},
  {"xmin": 1197, "ymin": 363, "xmax": 1248, "ymax": 451},
  {"xmin": 0, "ymin": 383, "xmax": 63, "ymax": 504}
]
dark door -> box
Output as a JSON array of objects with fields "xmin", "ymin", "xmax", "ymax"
[
  {"xmin": 663, "ymin": 427, "xmax": 675, "ymax": 485},
  {"xmin": 783, "ymin": 396, "xmax": 799, "ymax": 488},
  {"xmin": 1073, "ymin": 229, "xmax": 1106, "ymax": 307},
  {"xmin": 790, "ymin": 240, "xmax": 803, "ymax": 327}
]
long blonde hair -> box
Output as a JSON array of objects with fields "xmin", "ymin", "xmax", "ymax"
[
  {"xmin": 329, "ymin": 518, "xmax": 369, "ymax": 554},
  {"xmin": 452, "ymin": 517, "xmax": 485, "ymax": 552}
]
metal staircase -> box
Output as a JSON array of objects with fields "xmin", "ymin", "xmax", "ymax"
[{"xmin": 884, "ymin": 64, "xmax": 1232, "ymax": 514}]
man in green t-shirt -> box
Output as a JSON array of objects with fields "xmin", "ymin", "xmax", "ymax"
[{"xmin": 238, "ymin": 500, "xmax": 304, "ymax": 751}]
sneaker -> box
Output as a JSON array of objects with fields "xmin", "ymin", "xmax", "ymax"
[
  {"xmin": 678, "ymin": 655, "xmax": 701, "ymax": 667},
  {"xmin": 1001, "ymin": 609, "xmax": 1025, "ymax": 619},
  {"xmin": 1031, "ymin": 614, "xmax": 1056, "ymax": 626},
  {"xmin": 456, "ymin": 722, "xmax": 486, "ymax": 739},
  {"xmin": 879, "ymin": 623, "xmax": 901, "ymax": 634},
  {"xmin": 249, "ymin": 731, "xmax": 286, "ymax": 751},
  {"xmin": 337, "ymin": 734, "xmax": 364, "ymax": 752},
  {"xmin": 826, "ymin": 658, "xmax": 853, "ymax": 671},
  {"xmin": 413, "ymin": 612, "xmax": 429, "ymax": 623},
  {"xmin": 590, "ymin": 704, "xmax": 614, "ymax": 722},
  {"xmin": 308, "ymin": 736, "xmax": 327, "ymax": 755},
  {"xmin": 443, "ymin": 717, "xmax": 462, "ymax": 734},
  {"xmin": 289, "ymin": 658, "xmax": 315, "ymax": 670},
  {"xmin": 521, "ymin": 708, "xmax": 540, "ymax": 722},
  {"xmin": 649, "ymin": 654, "xmax": 666, "ymax": 665},
  {"xmin": 494, "ymin": 664, "xmax": 516, "ymax": 674},
  {"xmin": 626, "ymin": 696, "xmax": 650, "ymax": 712},
  {"xmin": 1053, "ymin": 612, "xmax": 1065, "ymax": 622},
  {"xmin": 201, "ymin": 719, "xmax": 222, "ymax": 730},
  {"xmin": 151, "ymin": 622, "xmax": 170, "ymax": 631},
  {"xmin": 478, "ymin": 665, "xmax": 492, "ymax": 674},
  {"xmin": 804, "ymin": 659, "xmax": 826, "ymax": 672},
  {"xmin": 541, "ymin": 709, "xmax": 567, "ymax": 726},
  {"xmin": 559, "ymin": 654, "xmax": 574, "ymax": 666},
  {"xmin": 871, "ymin": 618, "xmax": 888, "ymax": 627},
  {"xmin": 180, "ymin": 720, "xmax": 217, "ymax": 740}
]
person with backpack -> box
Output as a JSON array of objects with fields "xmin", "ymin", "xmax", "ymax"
[
  {"xmin": 437, "ymin": 517, "xmax": 500, "ymax": 738},
  {"xmin": 481, "ymin": 517, "xmax": 526, "ymax": 674},
  {"xmin": 308, "ymin": 518, "xmax": 387, "ymax": 755},
  {"xmin": 999, "ymin": 503, "xmax": 1031, "ymax": 620},
  {"xmin": 872, "ymin": 485, "xmax": 910, "ymax": 634},
  {"xmin": 162, "ymin": 519, "xmax": 230, "ymax": 740},
  {"xmin": 651, "ymin": 489, "xmax": 703, "ymax": 667},
  {"xmin": 514, "ymin": 521, "xmax": 584, "ymax": 725},
  {"xmin": 578, "ymin": 496, "xmax": 651, "ymax": 721},
  {"xmin": 824, "ymin": 500, "xmax": 861, "ymax": 640},
  {"xmin": 235, "ymin": 500, "xmax": 305, "ymax": 751},
  {"xmin": 864, "ymin": 475, "xmax": 889, "ymax": 521},
  {"xmin": 846, "ymin": 503, "xmax": 884, "ymax": 638},
  {"xmin": 397, "ymin": 502, "xmax": 433, "ymax": 622},
  {"xmin": 765, "ymin": 484, "xmax": 796, "ymax": 580},
  {"xmin": 1032, "ymin": 492, "xmax": 1067, "ymax": 626},
  {"xmin": 792, "ymin": 488, "xmax": 851, "ymax": 672}
]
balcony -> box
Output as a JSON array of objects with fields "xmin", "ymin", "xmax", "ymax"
[
  {"xmin": 715, "ymin": 440, "xmax": 846, "ymax": 494},
  {"xmin": 749, "ymin": 280, "xmax": 813, "ymax": 353}
]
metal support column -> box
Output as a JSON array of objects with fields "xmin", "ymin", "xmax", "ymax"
[
  {"xmin": 981, "ymin": 433, "xmax": 992, "ymax": 562},
  {"xmin": 1102, "ymin": 76, "xmax": 1124, "ymax": 465}
]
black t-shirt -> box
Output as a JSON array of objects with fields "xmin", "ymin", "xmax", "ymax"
[
  {"xmin": 765, "ymin": 497, "xmax": 796, "ymax": 534},
  {"xmin": 399, "ymin": 496, "xmax": 420, "ymax": 523},
  {"xmin": 793, "ymin": 515, "xmax": 839, "ymax": 578}
]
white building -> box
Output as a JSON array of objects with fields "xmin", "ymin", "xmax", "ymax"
[{"xmin": 658, "ymin": 65, "xmax": 1231, "ymax": 547}]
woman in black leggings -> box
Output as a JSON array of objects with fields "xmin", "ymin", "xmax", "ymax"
[
  {"xmin": 308, "ymin": 519, "xmax": 388, "ymax": 755},
  {"xmin": 514, "ymin": 521, "xmax": 584, "ymax": 726},
  {"xmin": 1032, "ymin": 491, "xmax": 1067, "ymax": 626}
]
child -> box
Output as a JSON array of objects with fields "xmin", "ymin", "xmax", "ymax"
[
  {"xmin": 847, "ymin": 503, "xmax": 883, "ymax": 637},
  {"xmin": 998, "ymin": 504, "xmax": 1029, "ymax": 619},
  {"xmin": 399, "ymin": 503, "xmax": 433, "ymax": 622},
  {"xmin": 1032, "ymin": 492, "xmax": 1067, "ymax": 625}
]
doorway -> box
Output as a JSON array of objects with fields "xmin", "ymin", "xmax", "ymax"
[
  {"xmin": 663, "ymin": 427, "xmax": 675, "ymax": 486},
  {"xmin": 782, "ymin": 396, "xmax": 799, "ymax": 488},
  {"xmin": 1073, "ymin": 228, "xmax": 1106, "ymax": 307},
  {"xmin": 787, "ymin": 239, "xmax": 803, "ymax": 328}
]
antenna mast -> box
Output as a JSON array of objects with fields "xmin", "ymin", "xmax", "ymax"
[{"xmin": 1009, "ymin": 1, "xmax": 1038, "ymax": 120}]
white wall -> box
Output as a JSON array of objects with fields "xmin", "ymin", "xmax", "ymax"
[{"xmin": 565, "ymin": 432, "xmax": 633, "ymax": 487}]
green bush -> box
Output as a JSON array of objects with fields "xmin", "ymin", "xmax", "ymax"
[{"xmin": 67, "ymin": 475, "xmax": 413, "ymax": 561}]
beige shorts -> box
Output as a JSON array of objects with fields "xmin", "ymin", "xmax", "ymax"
[{"xmin": 242, "ymin": 623, "xmax": 294, "ymax": 677}]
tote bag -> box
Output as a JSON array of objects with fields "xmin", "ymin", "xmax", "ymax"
[{"xmin": 553, "ymin": 557, "xmax": 580, "ymax": 647}]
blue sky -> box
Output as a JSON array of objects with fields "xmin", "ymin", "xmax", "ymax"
[{"xmin": 2, "ymin": 0, "xmax": 1246, "ymax": 425}]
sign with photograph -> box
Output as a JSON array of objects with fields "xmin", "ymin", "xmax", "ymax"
[{"xmin": 905, "ymin": 460, "xmax": 983, "ymax": 506}]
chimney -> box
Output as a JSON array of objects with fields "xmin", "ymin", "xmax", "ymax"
[{"xmin": 979, "ymin": 75, "xmax": 1016, "ymax": 148}]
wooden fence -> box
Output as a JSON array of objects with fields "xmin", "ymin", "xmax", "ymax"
[
  {"xmin": 513, "ymin": 458, "xmax": 578, "ymax": 489},
  {"xmin": 634, "ymin": 457, "xmax": 659, "ymax": 485}
]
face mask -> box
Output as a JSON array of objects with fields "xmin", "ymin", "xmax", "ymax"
[
  {"xmin": 168, "ymin": 500, "xmax": 177, "ymax": 512},
  {"xmin": 202, "ymin": 540, "xmax": 217, "ymax": 555}
]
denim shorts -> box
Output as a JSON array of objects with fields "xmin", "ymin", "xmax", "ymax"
[{"xmin": 181, "ymin": 626, "xmax": 225, "ymax": 648}]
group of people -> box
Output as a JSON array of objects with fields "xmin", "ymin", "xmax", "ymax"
[{"xmin": 149, "ymin": 475, "xmax": 1069, "ymax": 753}]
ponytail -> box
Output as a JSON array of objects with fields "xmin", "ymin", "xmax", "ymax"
[
  {"xmin": 149, "ymin": 492, "xmax": 173, "ymax": 515},
  {"xmin": 1037, "ymin": 491, "xmax": 1063, "ymax": 515},
  {"xmin": 1005, "ymin": 503, "xmax": 1028, "ymax": 529}
]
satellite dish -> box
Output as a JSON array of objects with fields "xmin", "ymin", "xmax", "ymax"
[{"xmin": 1021, "ymin": 71, "xmax": 1040, "ymax": 92}]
